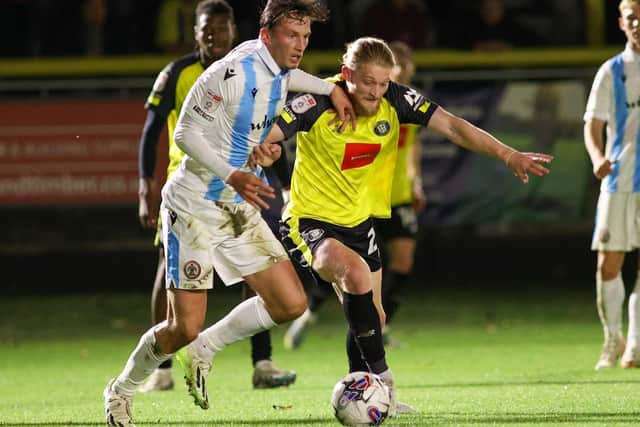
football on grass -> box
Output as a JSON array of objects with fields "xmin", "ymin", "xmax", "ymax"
[{"xmin": 331, "ymin": 371, "xmax": 390, "ymax": 426}]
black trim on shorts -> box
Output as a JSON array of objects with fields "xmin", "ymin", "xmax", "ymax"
[{"xmin": 282, "ymin": 217, "xmax": 382, "ymax": 273}]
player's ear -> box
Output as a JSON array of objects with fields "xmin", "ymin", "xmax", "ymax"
[
  {"xmin": 341, "ymin": 65, "xmax": 351, "ymax": 82},
  {"xmin": 260, "ymin": 27, "xmax": 271, "ymax": 46}
]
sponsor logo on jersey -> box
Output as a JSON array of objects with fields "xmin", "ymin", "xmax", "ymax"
[
  {"xmin": 626, "ymin": 94, "xmax": 640, "ymax": 109},
  {"xmin": 224, "ymin": 68, "xmax": 236, "ymax": 80},
  {"xmin": 183, "ymin": 260, "xmax": 202, "ymax": 279},
  {"xmin": 192, "ymin": 104, "xmax": 214, "ymax": 122},
  {"xmin": 374, "ymin": 120, "xmax": 390, "ymax": 136},
  {"xmin": 203, "ymin": 90, "xmax": 222, "ymax": 112},
  {"xmin": 251, "ymin": 114, "xmax": 276, "ymax": 131},
  {"xmin": 403, "ymin": 88, "xmax": 427, "ymax": 111},
  {"xmin": 291, "ymin": 94, "xmax": 317, "ymax": 114},
  {"xmin": 152, "ymin": 70, "xmax": 169, "ymax": 93},
  {"xmin": 341, "ymin": 142, "xmax": 381, "ymax": 170}
]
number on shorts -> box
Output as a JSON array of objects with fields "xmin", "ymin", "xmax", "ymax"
[{"xmin": 367, "ymin": 227, "xmax": 378, "ymax": 255}]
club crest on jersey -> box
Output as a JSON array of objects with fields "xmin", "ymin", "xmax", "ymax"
[
  {"xmin": 304, "ymin": 228, "xmax": 325, "ymax": 242},
  {"xmin": 203, "ymin": 89, "xmax": 222, "ymax": 112},
  {"xmin": 374, "ymin": 121, "xmax": 391, "ymax": 136},
  {"xmin": 184, "ymin": 260, "xmax": 202, "ymax": 279},
  {"xmin": 291, "ymin": 94, "xmax": 316, "ymax": 114}
]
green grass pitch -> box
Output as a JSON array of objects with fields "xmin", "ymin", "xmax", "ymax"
[{"xmin": 2, "ymin": 285, "xmax": 640, "ymax": 426}]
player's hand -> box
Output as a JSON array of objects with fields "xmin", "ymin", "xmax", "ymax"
[
  {"xmin": 327, "ymin": 85, "xmax": 356, "ymax": 133},
  {"xmin": 138, "ymin": 177, "xmax": 160, "ymax": 228},
  {"xmin": 593, "ymin": 157, "xmax": 614, "ymax": 180},
  {"xmin": 249, "ymin": 142, "xmax": 282, "ymax": 169},
  {"xmin": 226, "ymin": 170, "xmax": 275, "ymax": 211},
  {"xmin": 504, "ymin": 151, "xmax": 553, "ymax": 183}
]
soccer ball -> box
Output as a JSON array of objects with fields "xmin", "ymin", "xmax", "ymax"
[{"xmin": 331, "ymin": 371, "xmax": 390, "ymax": 426}]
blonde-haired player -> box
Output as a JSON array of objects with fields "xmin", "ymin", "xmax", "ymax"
[{"xmin": 262, "ymin": 36, "xmax": 552, "ymax": 416}]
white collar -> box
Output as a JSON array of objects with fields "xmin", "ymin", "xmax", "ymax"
[
  {"xmin": 255, "ymin": 36, "xmax": 288, "ymax": 76},
  {"xmin": 622, "ymin": 43, "xmax": 640, "ymax": 62}
]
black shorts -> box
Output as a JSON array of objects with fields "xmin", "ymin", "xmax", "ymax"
[
  {"xmin": 280, "ymin": 217, "xmax": 382, "ymax": 276},
  {"xmin": 375, "ymin": 204, "xmax": 418, "ymax": 241}
]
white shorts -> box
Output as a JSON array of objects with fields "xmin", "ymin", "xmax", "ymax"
[
  {"xmin": 591, "ymin": 192, "xmax": 640, "ymax": 252},
  {"xmin": 160, "ymin": 185, "xmax": 289, "ymax": 289}
]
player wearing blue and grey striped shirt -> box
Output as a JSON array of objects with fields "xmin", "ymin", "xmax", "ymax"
[
  {"xmin": 103, "ymin": 2, "xmax": 356, "ymax": 425},
  {"xmin": 584, "ymin": 0, "xmax": 640, "ymax": 371}
]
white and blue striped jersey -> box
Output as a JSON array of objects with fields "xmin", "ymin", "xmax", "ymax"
[
  {"xmin": 584, "ymin": 45, "xmax": 640, "ymax": 193},
  {"xmin": 166, "ymin": 38, "xmax": 331, "ymax": 204}
]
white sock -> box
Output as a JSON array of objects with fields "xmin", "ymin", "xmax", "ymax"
[
  {"xmin": 596, "ymin": 273, "xmax": 625, "ymax": 338},
  {"xmin": 627, "ymin": 274, "xmax": 640, "ymax": 348},
  {"xmin": 114, "ymin": 327, "xmax": 172, "ymax": 397},
  {"xmin": 196, "ymin": 296, "xmax": 277, "ymax": 361}
]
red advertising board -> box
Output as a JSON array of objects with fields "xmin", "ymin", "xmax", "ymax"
[{"xmin": 0, "ymin": 100, "xmax": 167, "ymax": 205}]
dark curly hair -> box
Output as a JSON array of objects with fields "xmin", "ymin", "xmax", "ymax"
[{"xmin": 195, "ymin": 0, "xmax": 234, "ymax": 22}]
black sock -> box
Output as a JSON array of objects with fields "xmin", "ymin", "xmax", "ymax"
[
  {"xmin": 159, "ymin": 359, "xmax": 172, "ymax": 369},
  {"xmin": 346, "ymin": 328, "xmax": 369, "ymax": 372},
  {"xmin": 382, "ymin": 270, "xmax": 408, "ymax": 324},
  {"xmin": 251, "ymin": 330, "xmax": 272, "ymax": 365},
  {"xmin": 343, "ymin": 291, "xmax": 387, "ymax": 374}
]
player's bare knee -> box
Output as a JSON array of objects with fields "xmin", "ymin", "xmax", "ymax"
[
  {"xmin": 389, "ymin": 260, "xmax": 413, "ymax": 274},
  {"xmin": 172, "ymin": 322, "xmax": 200, "ymax": 347},
  {"xmin": 276, "ymin": 296, "xmax": 307, "ymax": 322},
  {"xmin": 599, "ymin": 266, "xmax": 621, "ymax": 281},
  {"xmin": 344, "ymin": 264, "xmax": 372, "ymax": 295}
]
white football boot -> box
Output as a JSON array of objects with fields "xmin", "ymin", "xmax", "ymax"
[
  {"xmin": 103, "ymin": 378, "xmax": 136, "ymax": 427},
  {"xmin": 595, "ymin": 332, "xmax": 625, "ymax": 370},
  {"xmin": 378, "ymin": 370, "xmax": 416, "ymax": 417}
]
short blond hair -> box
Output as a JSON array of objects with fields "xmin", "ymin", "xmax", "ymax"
[
  {"xmin": 342, "ymin": 37, "xmax": 395, "ymax": 70},
  {"xmin": 619, "ymin": 0, "xmax": 640, "ymax": 13}
]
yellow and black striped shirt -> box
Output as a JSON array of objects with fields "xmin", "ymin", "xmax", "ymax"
[{"xmin": 278, "ymin": 77, "xmax": 437, "ymax": 227}]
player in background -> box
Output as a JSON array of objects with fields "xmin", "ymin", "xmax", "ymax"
[
  {"xmin": 282, "ymin": 40, "xmax": 426, "ymax": 350},
  {"xmin": 584, "ymin": 0, "xmax": 640, "ymax": 370},
  {"xmin": 103, "ymin": 1, "xmax": 356, "ymax": 425},
  {"xmin": 259, "ymin": 36, "xmax": 552, "ymax": 416},
  {"xmin": 137, "ymin": 0, "xmax": 295, "ymax": 392}
]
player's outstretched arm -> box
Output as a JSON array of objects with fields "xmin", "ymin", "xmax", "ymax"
[{"xmin": 427, "ymin": 106, "xmax": 552, "ymax": 183}]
